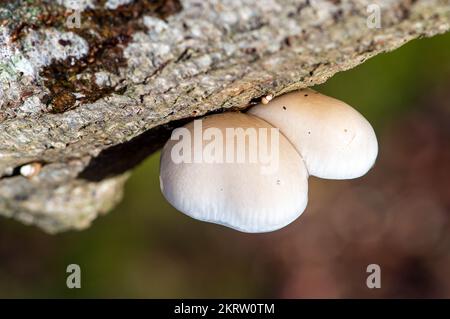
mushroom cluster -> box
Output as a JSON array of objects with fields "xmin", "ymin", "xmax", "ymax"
[{"xmin": 159, "ymin": 89, "xmax": 378, "ymax": 233}]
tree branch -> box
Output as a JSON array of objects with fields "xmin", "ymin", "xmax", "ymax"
[{"xmin": 0, "ymin": 0, "xmax": 449, "ymax": 232}]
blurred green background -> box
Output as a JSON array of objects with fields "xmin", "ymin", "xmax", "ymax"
[{"xmin": 0, "ymin": 31, "xmax": 450, "ymax": 298}]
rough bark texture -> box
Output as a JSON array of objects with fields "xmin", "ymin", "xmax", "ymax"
[{"xmin": 0, "ymin": 0, "xmax": 449, "ymax": 233}]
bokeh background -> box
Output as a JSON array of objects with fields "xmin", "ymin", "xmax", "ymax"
[{"xmin": 0, "ymin": 31, "xmax": 449, "ymax": 298}]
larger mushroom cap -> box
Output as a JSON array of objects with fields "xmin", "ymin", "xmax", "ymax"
[
  {"xmin": 248, "ymin": 89, "xmax": 378, "ymax": 179},
  {"xmin": 160, "ymin": 112, "xmax": 308, "ymax": 233}
]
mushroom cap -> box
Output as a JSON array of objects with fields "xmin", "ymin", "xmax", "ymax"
[
  {"xmin": 248, "ymin": 89, "xmax": 378, "ymax": 179},
  {"xmin": 160, "ymin": 112, "xmax": 309, "ymax": 233}
]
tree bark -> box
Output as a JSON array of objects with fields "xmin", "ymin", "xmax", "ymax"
[{"xmin": 0, "ymin": 0, "xmax": 449, "ymax": 233}]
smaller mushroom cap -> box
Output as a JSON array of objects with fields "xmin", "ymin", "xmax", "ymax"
[
  {"xmin": 248, "ymin": 89, "xmax": 378, "ymax": 179},
  {"xmin": 160, "ymin": 112, "xmax": 309, "ymax": 233}
]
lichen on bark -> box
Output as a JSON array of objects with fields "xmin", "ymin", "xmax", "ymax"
[{"xmin": 0, "ymin": 0, "xmax": 449, "ymax": 233}]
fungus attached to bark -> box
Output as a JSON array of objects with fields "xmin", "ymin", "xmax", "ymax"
[
  {"xmin": 261, "ymin": 94, "xmax": 274, "ymax": 105},
  {"xmin": 159, "ymin": 113, "xmax": 309, "ymax": 233},
  {"xmin": 19, "ymin": 162, "xmax": 42, "ymax": 178},
  {"xmin": 248, "ymin": 89, "xmax": 378, "ymax": 179},
  {"xmin": 159, "ymin": 89, "xmax": 378, "ymax": 233}
]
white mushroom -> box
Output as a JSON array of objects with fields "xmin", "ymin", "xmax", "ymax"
[
  {"xmin": 159, "ymin": 89, "xmax": 379, "ymax": 232},
  {"xmin": 248, "ymin": 89, "xmax": 378, "ymax": 179},
  {"xmin": 159, "ymin": 112, "xmax": 309, "ymax": 233}
]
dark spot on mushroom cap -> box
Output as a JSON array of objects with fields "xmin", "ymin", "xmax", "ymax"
[
  {"xmin": 308, "ymin": 131, "xmax": 311, "ymax": 134},
  {"xmin": 304, "ymin": 94, "xmax": 308, "ymax": 97},
  {"xmin": 58, "ymin": 39, "xmax": 72, "ymax": 46},
  {"xmin": 282, "ymin": 106, "xmax": 287, "ymax": 110}
]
